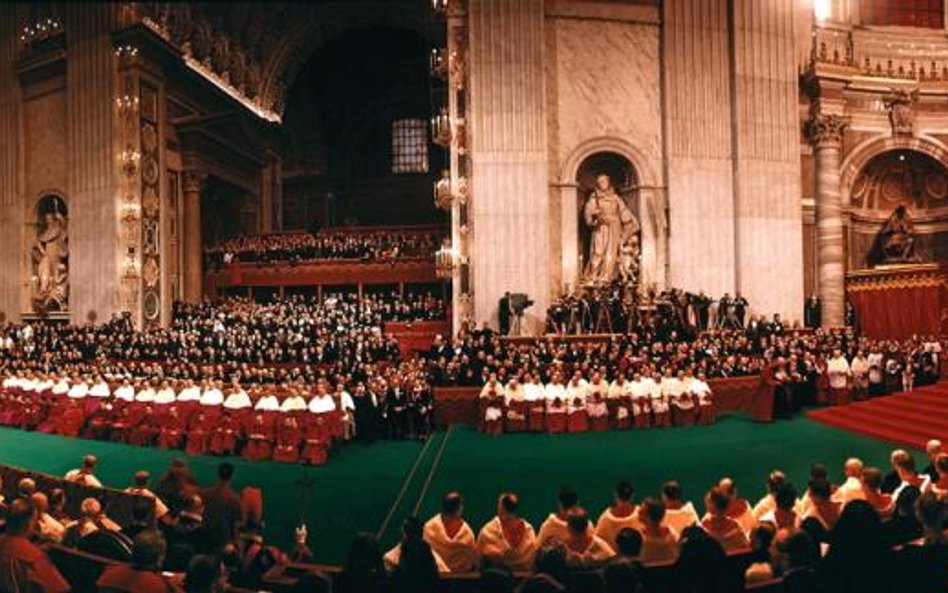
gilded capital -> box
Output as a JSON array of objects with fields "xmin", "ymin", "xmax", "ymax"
[
  {"xmin": 805, "ymin": 113, "xmax": 848, "ymax": 147},
  {"xmin": 182, "ymin": 170, "xmax": 207, "ymax": 194}
]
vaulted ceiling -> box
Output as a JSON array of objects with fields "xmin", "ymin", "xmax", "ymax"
[{"xmin": 135, "ymin": 1, "xmax": 428, "ymax": 120}]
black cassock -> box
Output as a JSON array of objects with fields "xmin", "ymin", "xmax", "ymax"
[{"xmin": 353, "ymin": 393, "xmax": 380, "ymax": 443}]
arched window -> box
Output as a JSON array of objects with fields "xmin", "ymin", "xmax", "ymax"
[
  {"xmin": 861, "ymin": 0, "xmax": 943, "ymax": 28},
  {"xmin": 391, "ymin": 118, "xmax": 429, "ymax": 174}
]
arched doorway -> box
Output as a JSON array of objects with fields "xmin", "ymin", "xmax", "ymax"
[
  {"xmin": 849, "ymin": 148, "xmax": 948, "ymax": 267},
  {"xmin": 574, "ymin": 152, "xmax": 639, "ymax": 286},
  {"xmin": 30, "ymin": 194, "xmax": 69, "ymax": 313}
]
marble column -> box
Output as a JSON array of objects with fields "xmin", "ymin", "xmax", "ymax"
[
  {"xmin": 182, "ymin": 170, "xmax": 205, "ymax": 302},
  {"xmin": 807, "ymin": 114, "xmax": 848, "ymax": 327}
]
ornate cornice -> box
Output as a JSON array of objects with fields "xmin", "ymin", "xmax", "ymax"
[{"xmin": 805, "ymin": 113, "xmax": 848, "ymax": 147}]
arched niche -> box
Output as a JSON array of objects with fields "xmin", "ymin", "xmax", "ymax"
[
  {"xmin": 575, "ymin": 152, "xmax": 639, "ymax": 281},
  {"xmin": 29, "ymin": 193, "xmax": 69, "ymax": 313},
  {"xmin": 847, "ymin": 148, "xmax": 948, "ymax": 267},
  {"xmin": 557, "ymin": 138, "xmax": 665, "ymax": 295}
]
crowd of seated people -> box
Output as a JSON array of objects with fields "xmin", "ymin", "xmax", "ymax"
[
  {"xmin": 0, "ymin": 291, "xmax": 446, "ymax": 368},
  {"xmin": 342, "ymin": 441, "xmax": 948, "ymax": 593},
  {"xmin": 475, "ymin": 368, "xmax": 716, "ymax": 435},
  {"xmin": 204, "ymin": 229, "xmax": 443, "ymax": 267},
  {"xmin": 0, "ymin": 365, "xmax": 434, "ymax": 461},
  {"xmin": 8, "ymin": 440, "xmax": 948, "ymax": 593},
  {"xmin": 0, "ymin": 457, "xmax": 325, "ymax": 593},
  {"xmin": 426, "ymin": 324, "xmax": 943, "ymax": 400}
]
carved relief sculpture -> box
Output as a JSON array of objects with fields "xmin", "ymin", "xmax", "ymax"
[
  {"xmin": 877, "ymin": 205, "xmax": 919, "ymax": 264},
  {"xmin": 31, "ymin": 196, "xmax": 69, "ymax": 312},
  {"xmin": 582, "ymin": 174, "xmax": 639, "ymax": 285},
  {"xmin": 883, "ymin": 88, "xmax": 918, "ymax": 136}
]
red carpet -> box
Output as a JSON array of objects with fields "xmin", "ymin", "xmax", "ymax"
[{"xmin": 807, "ymin": 383, "xmax": 948, "ymax": 450}]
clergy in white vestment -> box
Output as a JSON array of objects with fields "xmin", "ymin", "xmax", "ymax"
[
  {"xmin": 52, "ymin": 377, "xmax": 70, "ymax": 396},
  {"xmin": 223, "ymin": 384, "xmax": 252, "ymax": 409},
  {"xmin": 562, "ymin": 508, "xmax": 615, "ymax": 568},
  {"xmin": 89, "ymin": 377, "xmax": 111, "ymax": 398},
  {"xmin": 308, "ymin": 390, "xmax": 337, "ymax": 414},
  {"xmin": 176, "ymin": 380, "xmax": 201, "ymax": 402},
  {"xmin": 114, "ymin": 380, "xmax": 136, "ymax": 402},
  {"xmin": 595, "ymin": 480, "xmax": 643, "ymax": 551},
  {"xmin": 423, "ymin": 492, "xmax": 477, "ymax": 573},
  {"xmin": 537, "ymin": 486, "xmax": 592, "ymax": 547},
  {"xmin": 154, "ymin": 381, "xmax": 177, "ymax": 404},
  {"xmin": 280, "ymin": 387, "xmax": 308, "ymax": 413},
  {"xmin": 200, "ymin": 381, "xmax": 225, "ymax": 406},
  {"xmin": 832, "ymin": 458, "xmax": 867, "ymax": 505},
  {"xmin": 134, "ymin": 382, "xmax": 156, "ymax": 402},
  {"xmin": 476, "ymin": 493, "xmax": 537, "ymax": 572},
  {"xmin": 67, "ymin": 379, "xmax": 89, "ymax": 399},
  {"xmin": 254, "ymin": 391, "xmax": 280, "ymax": 411}
]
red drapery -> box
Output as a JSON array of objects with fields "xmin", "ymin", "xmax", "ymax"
[{"xmin": 847, "ymin": 268, "xmax": 947, "ymax": 339}]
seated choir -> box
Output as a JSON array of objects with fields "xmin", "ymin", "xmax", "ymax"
[
  {"xmin": 478, "ymin": 368, "xmax": 716, "ymax": 434},
  {"xmin": 0, "ymin": 371, "xmax": 371, "ymax": 465}
]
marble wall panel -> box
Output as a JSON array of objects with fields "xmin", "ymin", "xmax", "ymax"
[{"xmin": 547, "ymin": 17, "xmax": 663, "ymax": 292}]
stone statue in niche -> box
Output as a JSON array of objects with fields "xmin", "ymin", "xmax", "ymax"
[
  {"xmin": 884, "ymin": 88, "xmax": 918, "ymax": 136},
  {"xmin": 31, "ymin": 196, "xmax": 69, "ymax": 312},
  {"xmin": 877, "ymin": 205, "xmax": 919, "ymax": 264},
  {"xmin": 582, "ymin": 173, "xmax": 639, "ymax": 285}
]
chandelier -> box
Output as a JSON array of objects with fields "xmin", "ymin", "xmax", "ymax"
[
  {"xmin": 435, "ymin": 244, "xmax": 460, "ymax": 279},
  {"xmin": 431, "ymin": 108, "xmax": 452, "ymax": 148}
]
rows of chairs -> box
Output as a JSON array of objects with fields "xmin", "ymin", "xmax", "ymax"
[{"xmin": 0, "ymin": 388, "xmax": 344, "ymax": 465}]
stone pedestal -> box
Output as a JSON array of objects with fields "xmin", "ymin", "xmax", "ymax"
[{"xmin": 807, "ymin": 114, "xmax": 848, "ymax": 327}]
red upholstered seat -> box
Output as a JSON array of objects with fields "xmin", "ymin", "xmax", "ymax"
[
  {"xmin": 527, "ymin": 405, "xmax": 546, "ymax": 432},
  {"xmin": 505, "ymin": 401, "xmax": 529, "ymax": 432},
  {"xmin": 567, "ymin": 410, "xmax": 588, "ymax": 433},
  {"xmin": 589, "ymin": 415, "xmax": 609, "ymax": 432},
  {"xmin": 547, "ymin": 410, "xmax": 567, "ymax": 433}
]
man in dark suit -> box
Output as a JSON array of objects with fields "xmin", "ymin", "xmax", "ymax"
[
  {"xmin": 201, "ymin": 462, "xmax": 242, "ymax": 551},
  {"xmin": 804, "ymin": 295, "xmax": 822, "ymax": 328},
  {"xmin": 498, "ymin": 292, "xmax": 512, "ymax": 336}
]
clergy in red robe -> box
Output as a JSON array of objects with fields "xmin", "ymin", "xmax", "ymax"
[
  {"xmin": 158, "ymin": 407, "xmax": 185, "ymax": 450},
  {"xmin": 0, "ymin": 499, "xmax": 70, "ymax": 593},
  {"xmin": 272, "ymin": 416, "xmax": 301, "ymax": 463},
  {"xmin": 752, "ymin": 359, "xmax": 780, "ymax": 423}
]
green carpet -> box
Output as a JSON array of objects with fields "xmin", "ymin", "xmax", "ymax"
[{"xmin": 0, "ymin": 413, "xmax": 917, "ymax": 564}]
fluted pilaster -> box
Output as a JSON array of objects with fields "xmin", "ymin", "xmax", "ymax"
[
  {"xmin": 66, "ymin": 4, "xmax": 120, "ymax": 323},
  {"xmin": 664, "ymin": 0, "xmax": 736, "ymax": 297},
  {"xmin": 468, "ymin": 0, "xmax": 549, "ymax": 333},
  {"xmin": 0, "ymin": 7, "xmax": 22, "ymax": 320}
]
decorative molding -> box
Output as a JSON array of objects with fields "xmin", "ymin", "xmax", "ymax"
[{"xmin": 882, "ymin": 88, "xmax": 918, "ymax": 136}]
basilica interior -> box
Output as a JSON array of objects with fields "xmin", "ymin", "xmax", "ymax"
[{"xmin": 2, "ymin": 2, "xmax": 948, "ymax": 592}]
